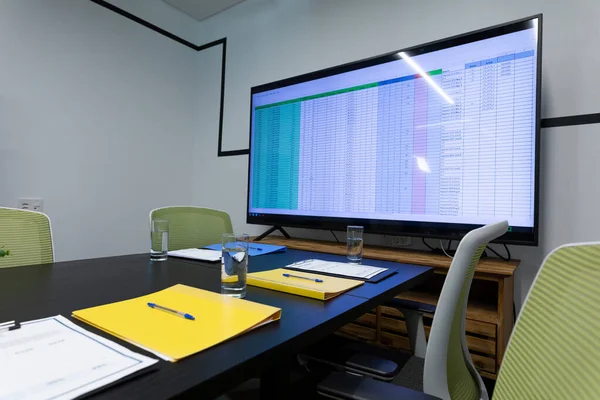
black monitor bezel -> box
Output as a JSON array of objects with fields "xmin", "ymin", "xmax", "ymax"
[{"xmin": 246, "ymin": 14, "xmax": 542, "ymax": 246}]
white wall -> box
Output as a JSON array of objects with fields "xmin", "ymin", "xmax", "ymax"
[
  {"xmin": 191, "ymin": 0, "xmax": 600, "ymax": 308},
  {"xmin": 0, "ymin": 0, "xmax": 202, "ymax": 261}
]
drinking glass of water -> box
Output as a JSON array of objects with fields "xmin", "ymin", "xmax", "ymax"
[
  {"xmin": 150, "ymin": 219, "xmax": 169, "ymax": 261},
  {"xmin": 347, "ymin": 225, "xmax": 364, "ymax": 264},
  {"xmin": 221, "ymin": 233, "xmax": 249, "ymax": 298}
]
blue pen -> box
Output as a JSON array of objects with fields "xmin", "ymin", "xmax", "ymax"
[
  {"xmin": 250, "ymin": 246, "xmax": 263, "ymax": 251},
  {"xmin": 147, "ymin": 302, "xmax": 195, "ymax": 320},
  {"xmin": 282, "ymin": 273, "xmax": 323, "ymax": 283}
]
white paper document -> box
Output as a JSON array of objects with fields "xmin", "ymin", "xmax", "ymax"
[
  {"xmin": 0, "ymin": 315, "xmax": 157, "ymax": 400},
  {"xmin": 286, "ymin": 259, "xmax": 387, "ymax": 279},
  {"xmin": 168, "ymin": 248, "xmax": 221, "ymax": 262}
]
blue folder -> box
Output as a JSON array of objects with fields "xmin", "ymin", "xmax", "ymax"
[{"xmin": 205, "ymin": 243, "xmax": 287, "ymax": 257}]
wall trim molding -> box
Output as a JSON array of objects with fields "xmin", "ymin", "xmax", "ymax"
[
  {"xmin": 89, "ymin": 0, "xmax": 199, "ymax": 50},
  {"xmin": 541, "ymin": 113, "xmax": 600, "ymax": 129},
  {"xmin": 89, "ymin": 0, "xmax": 599, "ymax": 158}
]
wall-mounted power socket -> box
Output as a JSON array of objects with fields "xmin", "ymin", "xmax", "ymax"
[{"xmin": 18, "ymin": 198, "xmax": 44, "ymax": 212}]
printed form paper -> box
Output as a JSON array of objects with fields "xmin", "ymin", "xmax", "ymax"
[
  {"xmin": 287, "ymin": 259, "xmax": 387, "ymax": 279},
  {"xmin": 0, "ymin": 315, "xmax": 157, "ymax": 400}
]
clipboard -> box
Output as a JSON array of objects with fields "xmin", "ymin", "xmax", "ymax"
[{"xmin": 283, "ymin": 260, "xmax": 397, "ymax": 283}]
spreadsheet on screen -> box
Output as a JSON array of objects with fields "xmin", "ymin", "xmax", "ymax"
[{"xmin": 249, "ymin": 27, "xmax": 537, "ymax": 229}]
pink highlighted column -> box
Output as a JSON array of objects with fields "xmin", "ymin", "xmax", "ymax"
[{"xmin": 412, "ymin": 76, "xmax": 428, "ymax": 214}]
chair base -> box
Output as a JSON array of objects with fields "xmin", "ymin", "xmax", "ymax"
[{"xmin": 298, "ymin": 336, "xmax": 400, "ymax": 382}]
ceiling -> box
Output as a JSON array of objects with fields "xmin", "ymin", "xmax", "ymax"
[{"xmin": 163, "ymin": 0, "xmax": 247, "ymax": 22}]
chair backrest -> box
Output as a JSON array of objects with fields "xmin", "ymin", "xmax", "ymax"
[
  {"xmin": 493, "ymin": 242, "xmax": 600, "ymax": 399},
  {"xmin": 149, "ymin": 206, "xmax": 233, "ymax": 251},
  {"xmin": 0, "ymin": 207, "xmax": 54, "ymax": 268},
  {"xmin": 423, "ymin": 221, "xmax": 508, "ymax": 400}
]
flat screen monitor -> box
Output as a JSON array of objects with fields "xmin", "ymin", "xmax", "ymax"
[{"xmin": 247, "ymin": 15, "xmax": 542, "ymax": 245}]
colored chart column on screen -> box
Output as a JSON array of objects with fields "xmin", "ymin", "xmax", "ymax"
[{"xmin": 252, "ymin": 102, "xmax": 300, "ymax": 209}]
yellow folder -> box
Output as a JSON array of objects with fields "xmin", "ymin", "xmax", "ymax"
[
  {"xmin": 247, "ymin": 268, "xmax": 363, "ymax": 300},
  {"xmin": 72, "ymin": 284, "xmax": 281, "ymax": 362}
]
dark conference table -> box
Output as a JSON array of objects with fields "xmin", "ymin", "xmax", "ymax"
[{"xmin": 0, "ymin": 250, "xmax": 432, "ymax": 399}]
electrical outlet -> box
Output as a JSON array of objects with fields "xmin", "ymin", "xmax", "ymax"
[
  {"xmin": 18, "ymin": 198, "xmax": 43, "ymax": 212},
  {"xmin": 389, "ymin": 236, "xmax": 411, "ymax": 247}
]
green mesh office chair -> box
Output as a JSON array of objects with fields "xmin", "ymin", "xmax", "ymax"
[
  {"xmin": 149, "ymin": 206, "xmax": 233, "ymax": 250},
  {"xmin": 0, "ymin": 207, "xmax": 54, "ymax": 268},
  {"xmin": 494, "ymin": 242, "xmax": 600, "ymax": 399},
  {"xmin": 317, "ymin": 221, "xmax": 509, "ymax": 400}
]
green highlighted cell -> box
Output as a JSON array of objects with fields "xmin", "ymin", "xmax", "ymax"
[
  {"xmin": 251, "ymin": 103, "xmax": 300, "ymax": 210},
  {"xmin": 255, "ymin": 68, "xmax": 442, "ymax": 110},
  {"xmin": 256, "ymin": 82, "xmax": 378, "ymax": 110}
]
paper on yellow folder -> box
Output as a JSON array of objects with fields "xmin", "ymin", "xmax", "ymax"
[{"xmin": 72, "ymin": 284, "xmax": 281, "ymax": 362}]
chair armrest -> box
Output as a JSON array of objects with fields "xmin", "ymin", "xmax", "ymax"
[
  {"xmin": 345, "ymin": 353, "xmax": 399, "ymax": 381},
  {"xmin": 386, "ymin": 298, "xmax": 437, "ymax": 314},
  {"xmin": 298, "ymin": 336, "xmax": 400, "ymax": 381},
  {"xmin": 317, "ymin": 372, "xmax": 441, "ymax": 400}
]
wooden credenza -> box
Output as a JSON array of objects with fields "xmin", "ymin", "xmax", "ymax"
[{"xmin": 258, "ymin": 237, "xmax": 520, "ymax": 380}]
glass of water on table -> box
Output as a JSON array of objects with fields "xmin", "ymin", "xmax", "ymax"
[
  {"xmin": 346, "ymin": 225, "xmax": 364, "ymax": 264},
  {"xmin": 221, "ymin": 233, "xmax": 249, "ymax": 298},
  {"xmin": 150, "ymin": 220, "xmax": 169, "ymax": 261}
]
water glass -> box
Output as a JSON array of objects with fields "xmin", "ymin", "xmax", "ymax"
[
  {"xmin": 221, "ymin": 233, "xmax": 249, "ymax": 298},
  {"xmin": 150, "ymin": 220, "xmax": 169, "ymax": 261},
  {"xmin": 347, "ymin": 225, "xmax": 364, "ymax": 264}
]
